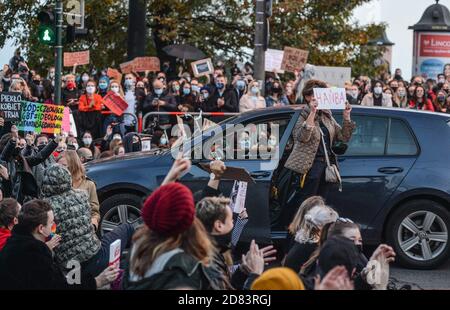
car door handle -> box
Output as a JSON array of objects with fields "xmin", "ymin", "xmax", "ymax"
[
  {"xmin": 378, "ymin": 167, "xmax": 404, "ymax": 174},
  {"xmin": 250, "ymin": 171, "xmax": 271, "ymax": 179}
]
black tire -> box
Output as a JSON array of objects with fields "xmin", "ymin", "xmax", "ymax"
[
  {"xmin": 386, "ymin": 199, "xmax": 450, "ymax": 270},
  {"xmin": 100, "ymin": 193, "xmax": 144, "ymax": 236}
]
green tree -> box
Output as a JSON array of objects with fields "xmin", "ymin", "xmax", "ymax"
[{"xmin": 0, "ymin": 0, "xmax": 385, "ymax": 77}]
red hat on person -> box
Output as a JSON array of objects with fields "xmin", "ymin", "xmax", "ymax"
[{"xmin": 141, "ymin": 182, "xmax": 195, "ymax": 236}]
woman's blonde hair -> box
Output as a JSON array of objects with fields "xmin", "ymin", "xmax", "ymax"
[
  {"xmin": 288, "ymin": 196, "xmax": 326, "ymax": 235},
  {"xmin": 64, "ymin": 150, "xmax": 86, "ymax": 182},
  {"xmin": 108, "ymin": 79, "xmax": 125, "ymax": 98},
  {"xmin": 130, "ymin": 217, "xmax": 213, "ymax": 278}
]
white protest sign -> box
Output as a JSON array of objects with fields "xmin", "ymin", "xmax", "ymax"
[
  {"xmin": 265, "ymin": 49, "xmax": 285, "ymax": 74},
  {"xmin": 314, "ymin": 88, "xmax": 347, "ymax": 110},
  {"xmin": 109, "ymin": 239, "xmax": 121, "ymax": 269},
  {"xmin": 229, "ymin": 181, "xmax": 248, "ymax": 214},
  {"xmin": 312, "ymin": 66, "xmax": 351, "ymax": 87}
]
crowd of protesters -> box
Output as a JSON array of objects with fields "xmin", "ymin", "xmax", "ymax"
[{"xmin": 0, "ymin": 49, "xmax": 439, "ymax": 290}]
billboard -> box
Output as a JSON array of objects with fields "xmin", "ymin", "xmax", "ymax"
[{"xmin": 413, "ymin": 32, "xmax": 450, "ymax": 80}]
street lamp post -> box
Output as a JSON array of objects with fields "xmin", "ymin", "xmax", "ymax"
[
  {"xmin": 54, "ymin": 0, "xmax": 63, "ymax": 105},
  {"xmin": 254, "ymin": 0, "xmax": 266, "ymax": 96}
]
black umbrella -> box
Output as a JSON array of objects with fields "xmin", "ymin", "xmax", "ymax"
[{"xmin": 162, "ymin": 44, "xmax": 206, "ymax": 60}]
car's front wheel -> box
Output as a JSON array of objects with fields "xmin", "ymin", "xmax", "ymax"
[
  {"xmin": 386, "ymin": 199, "xmax": 450, "ymax": 269},
  {"xmin": 100, "ymin": 193, "xmax": 143, "ymax": 236}
]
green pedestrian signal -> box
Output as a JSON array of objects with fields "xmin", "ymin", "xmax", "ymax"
[{"xmin": 37, "ymin": 10, "xmax": 55, "ymax": 46}]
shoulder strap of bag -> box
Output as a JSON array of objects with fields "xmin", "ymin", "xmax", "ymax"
[{"xmin": 319, "ymin": 127, "xmax": 331, "ymax": 167}]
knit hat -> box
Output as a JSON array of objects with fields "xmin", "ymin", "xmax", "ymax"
[
  {"xmin": 251, "ymin": 268, "xmax": 305, "ymax": 290},
  {"xmin": 141, "ymin": 183, "xmax": 195, "ymax": 236}
]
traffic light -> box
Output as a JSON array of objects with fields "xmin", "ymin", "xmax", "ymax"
[
  {"xmin": 37, "ymin": 10, "xmax": 56, "ymax": 46},
  {"xmin": 65, "ymin": 25, "xmax": 88, "ymax": 44}
]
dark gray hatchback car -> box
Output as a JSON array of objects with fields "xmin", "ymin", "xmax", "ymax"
[{"xmin": 87, "ymin": 106, "xmax": 450, "ymax": 269}]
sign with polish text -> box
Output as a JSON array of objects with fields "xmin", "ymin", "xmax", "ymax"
[{"xmin": 313, "ymin": 88, "xmax": 346, "ymax": 110}]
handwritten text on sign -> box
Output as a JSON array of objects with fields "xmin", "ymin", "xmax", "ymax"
[
  {"xmin": 313, "ymin": 88, "xmax": 347, "ymax": 110},
  {"xmin": 0, "ymin": 92, "xmax": 22, "ymax": 121},
  {"xmin": 17, "ymin": 102, "xmax": 65, "ymax": 134},
  {"xmin": 63, "ymin": 50, "xmax": 90, "ymax": 67}
]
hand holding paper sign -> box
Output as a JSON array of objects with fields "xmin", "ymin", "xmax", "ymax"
[{"xmin": 313, "ymin": 88, "xmax": 347, "ymax": 110}]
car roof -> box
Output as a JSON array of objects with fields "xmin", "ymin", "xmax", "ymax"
[{"xmin": 239, "ymin": 105, "xmax": 450, "ymax": 121}]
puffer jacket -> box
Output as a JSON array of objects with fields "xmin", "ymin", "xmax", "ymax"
[
  {"xmin": 41, "ymin": 164, "xmax": 101, "ymax": 267},
  {"xmin": 285, "ymin": 107, "xmax": 356, "ymax": 175}
]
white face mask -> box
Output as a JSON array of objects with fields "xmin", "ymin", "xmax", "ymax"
[
  {"xmin": 71, "ymin": 143, "xmax": 79, "ymax": 150},
  {"xmin": 82, "ymin": 75, "xmax": 89, "ymax": 83},
  {"xmin": 83, "ymin": 138, "xmax": 92, "ymax": 146},
  {"xmin": 111, "ymin": 86, "xmax": 120, "ymax": 94},
  {"xmin": 374, "ymin": 87, "xmax": 383, "ymax": 95},
  {"xmin": 113, "ymin": 135, "xmax": 122, "ymax": 141},
  {"xmin": 160, "ymin": 138, "xmax": 168, "ymax": 145},
  {"xmin": 86, "ymin": 86, "xmax": 96, "ymax": 94}
]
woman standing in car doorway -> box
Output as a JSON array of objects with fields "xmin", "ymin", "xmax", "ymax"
[{"xmin": 283, "ymin": 80, "xmax": 356, "ymax": 215}]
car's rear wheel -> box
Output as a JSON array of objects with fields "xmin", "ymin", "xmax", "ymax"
[
  {"xmin": 386, "ymin": 199, "xmax": 450, "ymax": 269},
  {"xmin": 100, "ymin": 193, "xmax": 143, "ymax": 236}
]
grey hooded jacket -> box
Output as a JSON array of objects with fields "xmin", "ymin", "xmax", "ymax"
[{"xmin": 41, "ymin": 164, "xmax": 101, "ymax": 267}]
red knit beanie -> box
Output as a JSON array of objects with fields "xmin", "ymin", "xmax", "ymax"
[{"xmin": 141, "ymin": 182, "xmax": 195, "ymax": 236}]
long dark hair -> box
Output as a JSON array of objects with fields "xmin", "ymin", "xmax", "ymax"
[{"xmin": 412, "ymin": 85, "xmax": 428, "ymax": 109}]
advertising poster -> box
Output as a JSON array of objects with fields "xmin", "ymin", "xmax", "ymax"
[{"xmin": 413, "ymin": 32, "xmax": 450, "ymax": 80}]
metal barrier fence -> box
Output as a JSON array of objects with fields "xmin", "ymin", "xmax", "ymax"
[{"xmin": 140, "ymin": 111, "xmax": 240, "ymax": 133}]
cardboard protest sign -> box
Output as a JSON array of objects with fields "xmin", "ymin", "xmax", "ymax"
[
  {"xmin": 265, "ymin": 49, "xmax": 285, "ymax": 74},
  {"xmin": 62, "ymin": 108, "xmax": 77, "ymax": 137},
  {"xmin": 120, "ymin": 60, "xmax": 134, "ymax": 74},
  {"xmin": 0, "ymin": 92, "xmax": 22, "ymax": 121},
  {"xmin": 229, "ymin": 181, "xmax": 248, "ymax": 214},
  {"xmin": 312, "ymin": 66, "xmax": 352, "ymax": 87},
  {"xmin": 107, "ymin": 68, "xmax": 123, "ymax": 83},
  {"xmin": 17, "ymin": 101, "xmax": 65, "ymax": 134},
  {"xmin": 191, "ymin": 58, "xmax": 214, "ymax": 77},
  {"xmin": 109, "ymin": 239, "xmax": 121, "ymax": 269},
  {"xmin": 281, "ymin": 47, "xmax": 309, "ymax": 73},
  {"xmin": 132, "ymin": 57, "xmax": 160, "ymax": 72},
  {"xmin": 313, "ymin": 88, "xmax": 347, "ymax": 110},
  {"xmin": 103, "ymin": 91, "xmax": 129, "ymax": 116},
  {"xmin": 63, "ymin": 50, "xmax": 90, "ymax": 67}
]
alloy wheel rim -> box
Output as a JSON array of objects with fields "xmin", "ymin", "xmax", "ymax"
[{"xmin": 101, "ymin": 204, "xmax": 141, "ymax": 236}]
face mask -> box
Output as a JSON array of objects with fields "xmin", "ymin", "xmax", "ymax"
[
  {"xmin": 33, "ymin": 80, "xmax": 40, "ymax": 85},
  {"xmin": 391, "ymin": 87, "xmax": 398, "ymax": 93},
  {"xmin": 99, "ymin": 82, "xmax": 108, "ymax": 90},
  {"xmin": 66, "ymin": 81, "xmax": 76, "ymax": 90},
  {"xmin": 216, "ymin": 83, "xmax": 225, "ymax": 90},
  {"xmin": 113, "ymin": 135, "xmax": 122, "ymax": 141},
  {"xmin": 82, "ymin": 75, "xmax": 89, "ymax": 83},
  {"xmin": 111, "ymin": 86, "xmax": 120, "ymax": 94},
  {"xmin": 132, "ymin": 142, "xmax": 141, "ymax": 152},
  {"xmin": 399, "ymin": 91, "xmax": 406, "ymax": 97},
  {"xmin": 192, "ymin": 85, "xmax": 200, "ymax": 93},
  {"xmin": 183, "ymin": 88, "xmax": 191, "ymax": 95},
  {"xmin": 268, "ymin": 136, "xmax": 277, "ymax": 147},
  {"xmin": 356, "ymin": 244, "xmax": 363, "ymax": 254},
  {"xmin": 272, "ymin": 87, "xmax": 282, "ymax": 94},
  {"xmin": 49, "ymin": 72, "xmax": 55, "ymax": 79},
  {"xmin": 237, "ymin": 80, "xmax": 246, "ymax": 90},
  {"xmin": 351, "ymin": 90, "xmax": 358, "ymax": 99},
  {"xmin": 37, "ymin": 144, "xmax": 47, "ymax": 151},
  {"xmin": 251, "ymin": 86, "xmax": 259, "ymax": 95},
  {"xmin": 213, "ymin": 233, "xmax": 232, "ymax": 252},
  {"xmin": 173, "ymin": 85, "xmax": 180, "ymax": 92},
  {"xmin": 202, "ymin": 93, "xmax": 209, "ymax": 99},
  {"xmin": 124, "ymin": 79, "xmax": 135, "ymax": 88},
  {"xmin": 86, "ymin": 86, "xmax": 96, "ymax": 94},
  {"xmin": 71, "ymin": 143, "xmax": 79, "ymax": 150},
  {"xmin": 154, "ymin": 88, "xmax": 163, "ymax": 96},
  {"xmin": 439, "ymin": 79, "xmax": 445, "ymax": 84},
  {"xmin": 374, "ymin": 87, "xmax": 383, "ymax": 95},
  {"xmin": 83, "ymin": 138, "xmax": 92, "ymax": 146},
  {"xmin": 438, "ymin": 96, "xmax": 446, "ymax": 103},
  {"xmin": 160, "ymin": 138, "xmax": 168, "ymax": 145}
]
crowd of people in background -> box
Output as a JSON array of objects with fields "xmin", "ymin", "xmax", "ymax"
[{"xmin": 0, "ymin": 49, "xmax": 439, "ymax": 290}]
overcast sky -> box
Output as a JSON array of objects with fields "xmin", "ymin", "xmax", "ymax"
[{"xmin": 0, "ymin": 0, "xmax": 445, "ymax": 79}]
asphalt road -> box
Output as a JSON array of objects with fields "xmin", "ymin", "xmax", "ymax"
[{"xmin": 390, "ymin": 260, "xmax": 450, "ymax": 290}]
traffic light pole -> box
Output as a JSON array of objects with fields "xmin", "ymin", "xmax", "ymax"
[
  {"xmin": 254, "ymin": 0, "xmax": 266, "ymax": 96},
  {"xmin": 54, "ymin": 0, "xmax": 63, "ymax": 105}
]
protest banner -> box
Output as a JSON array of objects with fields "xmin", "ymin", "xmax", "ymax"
[
  {"xmin": 281, "ymin": 47, "xmax": 309, "ymax": 73},
  {"xmin": 313, "ymin": 88, "xmax": 347, "ymax": 110},
  {"xmin": 132, "ymin": 57, "xmax": 160, "ymax": 72},
  {"xmin": 0, "ymin": 92, "xmax": 22, "ymax": 121},
  {"xmin": 120, "ymin": 60, "xmax": 134, "ymax": 74},
  {"xmin": 62, "ymin": 108, "xmax": 77, "ymax": 137},
  {"xmin": 109, "ymin": 239, "xmax": 121, "ymax": 269},
  {"xmin": 229, "ymin": 181, "xmax": 248, "ymax": 214},
  {"xmin": 103, "ymin": 91, "xmax": 129, "ymax": 116},
  {"xmin": 107, "ymin": 68, "xmax": 123, "ymax": 83},
  {"xmin": 265, "ymin": 49, "xmax": 285, "ymax": 74},
  {"xmin": 63, "ymin": 50, "xmax": 90, "ymax": 67},
  {"xmin": 312, "ymin": 66, "xmax": 352, "ymax": 87},
  {"xmin": 191, "ymin": 58, "xmax": 214, "ymax": 77},
  {"xmin": 17, "ymin": 101, "xmax": 65, "ymax": 134}
]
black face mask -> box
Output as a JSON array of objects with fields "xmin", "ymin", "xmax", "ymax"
[
  {"xmin": 356, "ymin": 244, "xmax": 363, "ymax": 254},
  {"xmin": 391, "ymin": 87, "xmax": 398, "ymax": 93},
  {"xmin": 272, "ymin": 87, "xmax": 282, "ymax": 94},
  {"xmin": 213, "ymin": 232, "xmax": 232, "ymax": 253},
  {"xmin": 394, "ymin": 74, "xmax": 402, "ymax": 80},
  {"xmin": 37, "ymin": 144, "xmax": 47, "ymax": 151},
  {"xmin": 13, "ymin": 147, "xmax": 23, "ymax": 157},
  {"xmin": 132, "ymin": 142, "xmax": 141, "ymax": 152}
]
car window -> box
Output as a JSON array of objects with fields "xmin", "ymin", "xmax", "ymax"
[
  {"xmin": 202, "ymin": 117, "xmax": 291, "ymax": 161},
  {"xmin": 335, "ymin": 114, "xmax": 388, "ymax": 156},
  {"xmin": 386, "ymin": 119, "xmax": 418, "ymax": 155}
]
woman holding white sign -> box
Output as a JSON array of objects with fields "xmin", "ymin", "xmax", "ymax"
[{"xmin": 282, "ymin": 80, "xmax": 355, "ymax": 224}]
